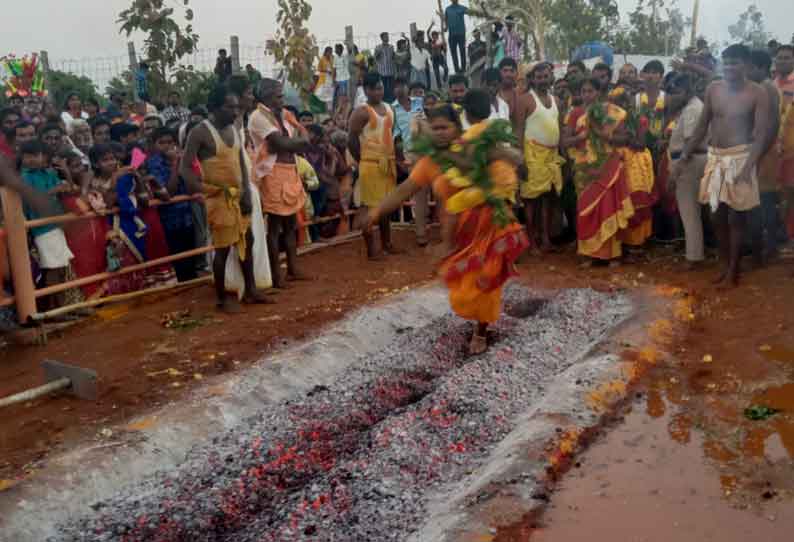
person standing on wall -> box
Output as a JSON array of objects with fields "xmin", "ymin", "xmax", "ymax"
[{"xmin": 444, "ymin": 0, "xmax": 489, "ymax": 75}]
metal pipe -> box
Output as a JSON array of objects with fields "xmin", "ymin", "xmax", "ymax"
[
  {"xmin": 34, "ymin": 246, "xmax": 214, "ymax": 299},
  {"xmin": 0, "ymin": 377, "xmax": 70, "ymax": 408},
  {"xmin": 31, "ymin": 276, "xmax": 212, "ymax": 321},
  {"xmin": 24, "ymin": 195, "xmax": 202, "ymax": 229}
]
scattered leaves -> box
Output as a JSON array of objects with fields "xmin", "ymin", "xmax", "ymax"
[
  {"xmin": 160, "ymin": 310, "xmax": 209, "ymax": 331},
  {"xmin": 744, "ymin": 405, "xmax": 779, "ymax": 421}
]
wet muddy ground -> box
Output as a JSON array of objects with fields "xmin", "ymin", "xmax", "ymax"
[{"xmin": 1, "ymin": 234, "xmax": 794, "ymax": 540}]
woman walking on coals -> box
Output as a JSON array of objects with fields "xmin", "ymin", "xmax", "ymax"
[{"xmin": 366, "ymin": 90, "xmax": 528, "ymax": 354}]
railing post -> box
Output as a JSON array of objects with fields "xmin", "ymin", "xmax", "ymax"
[
  {"xmin": 0, "ymin": 188, "xmax": 36, "ymax": 323},
  {"xmin": 345, "ymin": 26, "xmax": 355, "ymax": 103},
  {"xmin": 231, "ymin": 35, "xmax": 241, "ymax": 73},
  {"xmin": 127, "ymin": 42, "xmax": 139, "ymax": 102},
  {"xmin": 39, "ymin": 50, "xmax": 50, "ymax": 92}
]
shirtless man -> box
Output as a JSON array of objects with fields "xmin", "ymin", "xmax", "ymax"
[
  {"xmin": 180, "ymin": 85, "xmax": 270, "ymax": 312},
  {"xmin": 497, "ymin": 57, "xmax": 528, "ymax": 137},
  {"xmin": 681, "ymin": 44, "xmax": 770, "ymax": 287}
]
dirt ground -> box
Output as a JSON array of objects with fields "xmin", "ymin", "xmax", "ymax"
[{"xmin": 1, "ymin": 230, "xmax": 794, "ymax": 537}]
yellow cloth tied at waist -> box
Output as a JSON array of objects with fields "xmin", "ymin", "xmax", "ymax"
[
  {"xmin": 359, "ymin": 144, "xmax": 396, "ymax": 207},
  {"xmin": 361, "ymin": 145, "xmax": 396, "ymax": 177},
  {"xmin": 521, "ymin": 139, "xmax": 564, "ymax": 200},
  {"xmin": 204, "ymin": 179, "xmax": 248, "ymax": 258}
]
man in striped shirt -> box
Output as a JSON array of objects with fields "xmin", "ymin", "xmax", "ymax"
[
  {"xmin": 375, "ymin": 33, "xmax": 397, "ymax": 103},
  {"xmin": 502, "ymin": 16, "xmax": 524, "ymax": 63}
]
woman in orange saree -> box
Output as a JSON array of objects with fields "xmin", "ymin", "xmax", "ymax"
[{"xmin": 366, "ymin": 95, "xmax": 528, "ymax": 354}]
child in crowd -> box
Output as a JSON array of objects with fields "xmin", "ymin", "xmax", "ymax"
[
  {"xmin": 88, "ymin": 143, "xmax": 147, "ymax": 295},
  {"xmin": 18, "ymin": 140, "xmax": 82, "ymax": 311},
  {"xmin": 142, "ymin": 127, "xmax": 197, "ymax": 281},
  {"xmin": 58, "ymin": 149, "xmax": 111, "ymax": 299},
  {"xmin": 295, "ymin": 154, "xmax": 320, "ymax": 246}
]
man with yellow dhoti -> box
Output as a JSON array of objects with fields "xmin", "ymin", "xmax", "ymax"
[
  {"xmin": 349, "ymin": 73, "xmax": 398, "ymax": 260},
  {"xmin": 180, "ymin": 85, "xmax": 270, "ymax": 312},
  {"xmin": 366, "ymin": 91, "xmax": 529, "ymax": 355},
  {"xmin": 520, "ymin": 63, "xmax": 565, "ymax": 253},
  {"xmin": 249, "ymin": 79, "xmax": 311, "ymax": 289}
]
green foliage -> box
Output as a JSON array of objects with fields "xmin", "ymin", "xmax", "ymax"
[
  {"xmin": 744, "ymin": 405, "xmax": 779, "ymax": 421},
  {"xmin": 545, "ymin": 0, "xmax": 620, "ymax": 60},
  {"xmin": 105, "ymin": 67, "xmax": 214, "ymax": 107},
  {"xmin": 117, "ymin": 0, "xmax": 200, "ymax": 101},
  {"xmin": 411, "ymin": 120, "xmax": 517, "ymax": 227},
  {"xmin": 266, "ymin": 0, "xmax": 318, "ymax": 100},
  {"xmin": 171, "ymin": 68, "xmax": 217, "ymax": 108},
  {"xmin": 106, "ymin": 72, "xmax": 133, "ymax": 101},
  {"xmin": 47, "ymin": 69, "xmax": 102, "ymax": 109},
  {"xmin": 727, "ymin": 5, "xmax": 773, "ymax": 49},
  {"xmin": 613, "ymin": 0, "xmax": 688, "ymax": 55},
  {"xmin": 472, "ymin": 0, "xmax": 551, "ymax": 60}
]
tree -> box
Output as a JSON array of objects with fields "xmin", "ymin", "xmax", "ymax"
[
  {"xmin": 266, "ymin": 0, "xmax": 318, "ymax": 100},
  {"xmin": 106, "ymin": 72, "xmax": 133, "ymax": 101},
  {"xmin": 545, "ymin": 0, "xmax": 620, "ymax": 60},
  {"xmin": 171, "ymin": 69, "xmax": 217, "ymax": 108},
  {"xmin": 727, "ymin": 5, "xmax": 772, "ymax": 49},
  {"xmin": 472, "ymin": 0, "xmax": 551, "ymax": 60},
  {"xmin": 617, "ymin": 0, "xmax": 688, "ymax": 55},
  {"xmin": 117, "ymin": 0, "xmax": 200, "ymax": 101},
  {"xmin": 48, "ymin": 70, "xmax": 101, "ymax": 110}
]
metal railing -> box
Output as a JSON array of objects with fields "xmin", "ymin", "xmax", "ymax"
[{"xmin": 0, "ymin": 187, "xmax": 435, "ymax": 324}]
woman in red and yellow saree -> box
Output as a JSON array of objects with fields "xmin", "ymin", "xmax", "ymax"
[
  {"xmin": 366, "ymin": 99, "xmax": 528, "ymax": 354},
  {"xmin": 571, "ymin": 78, "xmax": 637, "ymax": 265}
]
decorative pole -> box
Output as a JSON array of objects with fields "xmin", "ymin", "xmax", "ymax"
[{"xmin": 690, "ymin": 0, "xmax": 701, "ymax": 48}]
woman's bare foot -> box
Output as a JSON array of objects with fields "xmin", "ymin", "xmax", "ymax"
[
  {"xmin": 469, "ymin": 333, "xmax": 488, "ymax": 355},
  {"xmin": 715, "ymin": 271, "xmax": 739, "ymax": 289},
  {"xmin": 608, "ymin": 259, "xmax": 622, "ymax": 268}
]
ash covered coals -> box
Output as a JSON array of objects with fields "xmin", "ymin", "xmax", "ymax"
[{"xmin": 53, "ymin": 286, "xmax": 630, "ymax": 542}]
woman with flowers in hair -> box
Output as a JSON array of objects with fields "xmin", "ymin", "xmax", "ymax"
[
  {"xmin": 608, "ymin": 84, "xmax": 656, "ymax": 250},
  {"xmin": 567, "ymin": 77, "xmax": 637, "ymax": 266},
  {"xmin": 366, "ymin": 90, "xmax": 528, "ymax": 354}
]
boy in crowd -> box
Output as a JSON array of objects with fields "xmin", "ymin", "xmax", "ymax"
[
  {"xmin": 143, "ymin": 127, "xmax": 197, "ymax": 282},
  {"xmin": 18, "ymin": 140, "xmax": 78, "ymax": 310}
]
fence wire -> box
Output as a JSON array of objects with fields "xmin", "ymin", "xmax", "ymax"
[{"xmin": 49, "ymin": 33, "xmax": 403, "ymax": 95}]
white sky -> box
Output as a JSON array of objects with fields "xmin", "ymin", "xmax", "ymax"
[{"xmin": 1, "ymin": 0, "xmax": 790, "ymax": 61}]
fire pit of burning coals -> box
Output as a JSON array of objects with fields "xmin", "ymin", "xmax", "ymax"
[{"xmin": 16, "ymin": 285, "xmax": 631, "ymax": 542}]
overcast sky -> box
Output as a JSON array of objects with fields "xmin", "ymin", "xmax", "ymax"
[{"xmin": 2, "ymin": 0, "xmax": 790, "ymax": 62}]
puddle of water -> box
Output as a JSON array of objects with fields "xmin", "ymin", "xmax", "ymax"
[
  {"xmin": 759, "ymin": 345, "xmax": 794, "ymax": 366},
  {"xmin": 520, "ymin": 401, "xmax": 794, "ymax": 542},
  {"xmin": 755, "ymin": 383, "xmax": 794, "ymax": 412}
]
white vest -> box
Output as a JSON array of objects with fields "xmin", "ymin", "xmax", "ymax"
[{"xmin": 524, "ymin": 90, "xmax": 560, "ymax": 147}]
